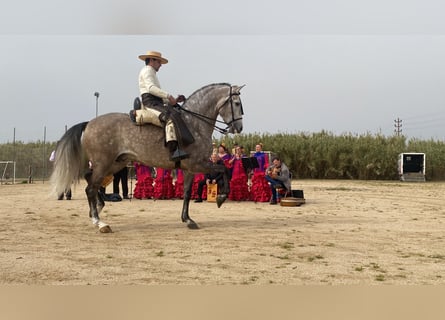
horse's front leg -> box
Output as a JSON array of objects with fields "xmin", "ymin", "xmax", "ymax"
[
  {"xmin": 216, "ymin": 166, "xmax": 230, "ymax": 208},
  {"xmin": 181, "ymin": 172, "xmax": 199, "ymax": 229}
]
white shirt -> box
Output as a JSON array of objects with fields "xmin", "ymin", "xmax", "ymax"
[{"xmin": 138, "ymin": 65, "xmax": 170, "ymax": 100}]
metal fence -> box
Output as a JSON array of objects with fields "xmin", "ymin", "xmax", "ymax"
[{"xmin": 0, "ymin": 141, "xmax": 57, "ymax": 183}]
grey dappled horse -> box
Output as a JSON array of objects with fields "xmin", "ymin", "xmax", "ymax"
[{"xmin": 50, "ymin": 83, "xmax": 244, "ymax": 232}]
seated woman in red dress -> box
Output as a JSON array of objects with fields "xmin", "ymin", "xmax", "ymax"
[
  {"xmin": 249, "ymin": 143, "xmax": 271, "ymax": 202},
  {"xmin": 133, "ymin": 162, "xmax": 154, "ymax": 199},
  {"xmin": 228, "ymin": 146, "xmax": 249, "ymax": 201}
]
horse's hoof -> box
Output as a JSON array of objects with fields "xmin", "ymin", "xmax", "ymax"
[
  {"xmin": 187, "ymin": 220, "xmax": 199, "ymax": 230},
  {"xmin": 98, "ymin": 222, "xmax": 112, "ymax": 233},
  {"xmin": 216, "ymin": 194, "xmax": 227, "ymax": 208},
  {"xmin": 99, "ymin": 225, "xmax": 112, "ymax": 233}
]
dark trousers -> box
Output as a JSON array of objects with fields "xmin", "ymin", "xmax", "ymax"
[
  {"xmin": 113, "ymin": 167, "xmax": 129, "ymax": 197},
  {"xmin": 265, "ymin": 175, "xmax": 285, "ymax": 201},
  {"xmin": 197, "ymin": 179, "xmax": 223, "ymax": 200}
]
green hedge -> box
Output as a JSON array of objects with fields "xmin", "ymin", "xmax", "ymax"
[
  {"xmin": 218, "ymin": 131, "xmax": 445, "ymax": 181},
  {"xmin": 1, "ymin": 132, "xmax": 444, "ymax": 181}
]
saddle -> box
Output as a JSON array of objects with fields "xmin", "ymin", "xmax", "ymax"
[{"xmin": 133, "ymin": 97, "xmax": 195, "ymax": 146}]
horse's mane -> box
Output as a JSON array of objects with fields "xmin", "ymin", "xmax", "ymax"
[{"xmin": 187, "ymin": 82, "xmax": 231, "ymax": 100}]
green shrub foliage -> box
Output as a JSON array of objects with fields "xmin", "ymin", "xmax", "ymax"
[
  {"xmin": 1, "ymin": 133, "xmax": 444, "ymax": 181},
  {"xmin": 218, "ymin": 131, "xmax": 445, "ymax": 181}
]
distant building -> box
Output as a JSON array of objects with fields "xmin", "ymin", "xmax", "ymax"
[{"xmin": 398, "ymin": 153, "xmax": 426, "ymax": 182}]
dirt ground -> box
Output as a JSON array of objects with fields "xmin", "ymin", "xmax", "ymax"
[{"xmin": 1, "ymin": 179, "xmax": 444, "ymax": 285}]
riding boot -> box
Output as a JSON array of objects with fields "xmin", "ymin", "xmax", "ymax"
[
  {"xmin": 129, "ymin": 110, "xmax": 136, "ymax": 123},
  {"xmin": 133, "ymin": 97, "xmax": 141, "ymax": 110},
  {"xmin": 166, "ymin": 141, "xmax": 189, "ymax": 162}
]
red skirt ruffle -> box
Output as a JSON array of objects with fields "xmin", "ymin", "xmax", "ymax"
[
  {"xmin": 229, "ymin": 174, "xmax": 249, "ymax": 201},
  {"xmin": 249, "ymin": 172, "xmax": 271, "ymax": 202},
  {"xmin": 191, "ymin": 173, "xmax": 207, "ymax": 199},
  {"xmin": 174, "ymin": 169, "xmax": 184, "ymax": 199},
  {"xmin": 153, "ymin": 168, "xmax": 175, "ymax": 199},
  {"xmin": 133, "ymin": 163, "xmax": 154, "ymax": 199}
]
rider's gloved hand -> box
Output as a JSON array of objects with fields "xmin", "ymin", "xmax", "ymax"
[{"xmin": 176, "ymin": 95, "xmax": 186, "ymax": 103}]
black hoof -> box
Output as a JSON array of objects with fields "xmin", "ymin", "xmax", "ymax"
[
  {"xmin": 186, "ymin": 220, "xmax": 199, "ymax": 229},
  {"xmin": 216, "ymin": 194, "xmax": 227, "ymax": 208}
]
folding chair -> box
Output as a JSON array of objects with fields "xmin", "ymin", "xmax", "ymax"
[{"xmin": 272, "ymin": 172, "xmax": 292, "ymax": 202}]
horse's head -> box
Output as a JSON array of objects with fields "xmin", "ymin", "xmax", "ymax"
[{"xmin": 218, "ymin": 85, "xmax": 245, "ymax": 134}]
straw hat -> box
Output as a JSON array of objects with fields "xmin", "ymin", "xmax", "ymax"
[{"xmin": 138, "ymin": 51, "xmax": 168, "ymax": 64}]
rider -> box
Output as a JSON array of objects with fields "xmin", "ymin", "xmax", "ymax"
[{"xmin": 130, "ymin": 50, "xmax": 189, "ymax": 162}]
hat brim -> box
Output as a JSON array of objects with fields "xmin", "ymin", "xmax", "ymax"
[{"xmin": 138, "ymin": 55, "xmax": 168, "ymax": 64}]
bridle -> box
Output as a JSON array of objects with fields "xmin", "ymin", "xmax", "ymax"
[{"xmin": 177, "ymin": 84, "xmax": 244, "ymax": 134}]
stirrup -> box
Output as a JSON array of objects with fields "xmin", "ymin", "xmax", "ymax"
[{"xmin": 170, "ymin": 148, "xmax": 189, "ymax": 161}]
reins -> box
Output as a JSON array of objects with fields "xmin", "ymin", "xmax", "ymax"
[
  {"xmin": 176, "ymin": 105, "xmax": 229, "ymax": 134},
  {"xmin": 176, "ymin": 84, "xmax": 243, "ymax": 135}
]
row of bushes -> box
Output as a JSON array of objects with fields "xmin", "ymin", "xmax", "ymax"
[
  {"xmin": 1, "ymin": 132, "xmax": 444, "ymax": 181},
  {"xmin": 217, "ymin": 131, "xmax": 445, "ymax": 180}
]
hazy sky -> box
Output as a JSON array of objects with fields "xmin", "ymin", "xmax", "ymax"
[{"xmin": 1, "ymin": 0, "xmax": 445, "ymax": 143}]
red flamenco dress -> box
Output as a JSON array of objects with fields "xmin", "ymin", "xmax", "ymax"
[
  {"xmin": 133, "ymin": 163, "xmax": 154, "ymax": 199},
  {"xmin": 229, "ymin": 156, "xmax": 249, "ymax": 201},
  {"xmin": 173, "ymin": 169, "xmax": 184, "ymax": 199},
  {"xmin": 191, "ymin": 173, "xmax": 207, "ymax": 200},
  {"xmin": 249, "ymin": 152, "xmax": 271, "ymax": 202},
  {"xmin": 153, "ymin": 168, "xmax": 175, "ymax": 199}
]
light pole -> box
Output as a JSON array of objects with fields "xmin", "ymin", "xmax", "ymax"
[{"xmin": 94, "ymin": 92, "xmax": 100, "ymax": 117}]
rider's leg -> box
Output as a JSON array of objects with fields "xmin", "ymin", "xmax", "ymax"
[
  {"xmin": 129, "ymin": 106, "xmax": 189, "ymax": 162},
  {"xmin": 165, "ymin": 120, "xmax": 189, "ymax": 161}
]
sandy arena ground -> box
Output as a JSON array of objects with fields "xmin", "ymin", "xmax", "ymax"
[{"xmin": 0, "ymin": 179, "xmax": 444, "ymax": 285}]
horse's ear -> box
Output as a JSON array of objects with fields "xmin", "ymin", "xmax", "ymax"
[{"xmin": 233, "ymin": 84, "xmax": 246, "ymax": 93}]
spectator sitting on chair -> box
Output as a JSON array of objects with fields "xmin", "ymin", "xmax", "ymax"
[
  {"xmin": 195, "ymin": 153, "xmax": 225, "ymax": 203},
  {"xmin": 265, "ymin": 156, "xmax": 291, "ymax": 205}
]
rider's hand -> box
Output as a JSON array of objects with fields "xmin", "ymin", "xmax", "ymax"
[
  {"xmin": 177, "ymin": 95, "xmax": 186, "ymax": 103},
  {"xmin": 167, "ymin": 95, "xmax": 177, "ymax": 105}
]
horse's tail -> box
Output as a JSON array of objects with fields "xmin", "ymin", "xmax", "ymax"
[{"xmin": 50, "ymin": 121, "xmax": 89, "ymax": 196}]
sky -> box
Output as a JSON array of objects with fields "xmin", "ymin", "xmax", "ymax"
[{"xmin": 1, "ymin": 0, "xmax": 445, "ymax": 143}]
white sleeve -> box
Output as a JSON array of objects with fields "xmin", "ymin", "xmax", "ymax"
[{"xmin": 139, "ymin": 67, "xmax": 170, "ymax": 99}]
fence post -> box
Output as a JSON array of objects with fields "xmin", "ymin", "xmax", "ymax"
[{"xmin": 28, "ymin": 165, "xmax": 33, "ymax": 184}]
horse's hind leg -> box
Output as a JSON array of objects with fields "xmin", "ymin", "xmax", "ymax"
[{"xmin": 84, "ymin": 169, "xmax": 112, "ymax": 233}]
